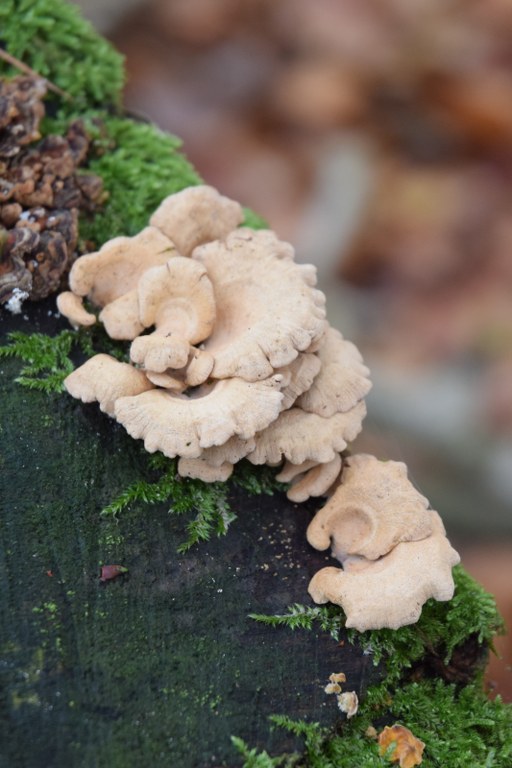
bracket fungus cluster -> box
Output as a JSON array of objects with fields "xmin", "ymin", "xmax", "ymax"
[
  {"xmin": 307, "ymin": 455, "xmax": 460, "ymax": 631},
  {"xmin": 60, "ymin": 184, "xmax": 370, "ymax": 496},
  {"xmin": 58, "ymin": 183, "xmax": 459, "ymax": 631}
]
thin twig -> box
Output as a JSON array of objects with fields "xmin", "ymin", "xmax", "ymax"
[{"xmin": 0, "ymin": 48, "xmax": 72, "ymax": 100}]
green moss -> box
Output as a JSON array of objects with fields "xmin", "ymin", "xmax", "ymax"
[
  {"xmin": 62, "ymin": 116, "xmax": 265, "ymax": 247},
  {"xmin": 0, "ymin": 0, "xmax": 124, "ymax": 111},
  {"xmin": 243, "ymin": 681, "xmax": 512, "ymax": 767},
  {"xmin": 251, "ymin": 566, "xmax": 504, "ymax": 689},
  {"xmin": 100, "ymin": 454, "xmax": 234, "ymax": 552},
  {"xmin": 245, "ymin": 569, "xmax": 511, "ymax": 766},
  {"xmin": 36, "ymin": 110, "xmax": 201, "ymax": 246},
  {"xmin": 0, "ymin": 326, "xmax": 127, "ymax": 392},
  {"xmin": 72, "ymin": 116, "xmax": 201, "ymax": 244},
  {"xmin": 0, "ymin": 329, "xmax": 90, "ymax": 393},
  {"xmin": 100, "ymin": 453, "xmax": 285, "ymax": 552},
  {"xmin": 232, "ymin": 461, "xmax": 287, "ymax": 497},
  {"xmin": 232, "ymin": 735, "xmax": 299, "ymax": 767},
  {"xmin": 242, "ymin": 206, "xmax": 268, "ymax": 230},
  {"xmin": 249, "ymin": 604, "xmax": 344, "ymax": 638}
]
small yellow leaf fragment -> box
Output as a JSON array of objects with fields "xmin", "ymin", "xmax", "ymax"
[
  {"xmin": 378, "ymin": 725, "xmax": 425, "ymax": 768},
  {"xmin": 324, "ymin": 682, "xmax": 342, "ymax": 695},
  {"xmin": 329, "ymin": 672, "xmax": 346, "ymax": 684},
  {"xmin": 337, "ymin": 691, "xmax": 358, "ymax": 718},
  {"xmin": 365, "ymin": 725, "xmax": 378, "ymax": 739}
]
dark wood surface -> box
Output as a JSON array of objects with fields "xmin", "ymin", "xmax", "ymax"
[{"xmin": 0, "ymin": 301, "xmax": 383, "ymax": 767}]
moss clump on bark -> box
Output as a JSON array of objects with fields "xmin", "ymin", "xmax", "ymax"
[
  {"xmin": 234, "ymin": 680, "xmax": 512, "ymax": 767},
  {"xmin": 0, "ymin": 0, "xmax": 260, "ymax": 250},
  {"xmin": 251, "ymin": 566, "xmax": 504, "ymax": 687},
  {"xmin": 44, "ymin": 114, "xmax": 261, "ymax": 248},
  {"xmin": 242, "ymin": 567, "xmax": 511, "ymax": 767},
  {"xmin": 72, "ymin": 116, "xmax": 202, "ymax": 244},
  {"xmin": 0, "ymin": 0, "xmax": 124, "ymax": 110},
  {"xmin": 0, "ymin": 0, "xmax": 203, "ymax": 251}
]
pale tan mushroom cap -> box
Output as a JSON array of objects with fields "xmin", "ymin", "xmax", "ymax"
[
  {"xmin": 69, "ymin": 227, "xmax": 176, "ymax": 306},
  {"xmin": 150, "ymin": 185, "xmax": 244, "ymax": 257},
  {"xmin": 142, "ymin": 348, "xmax": 215, "ymax": 390},
  {"xmin": 278, "ymin": 353, "xmax": 322, "ymax": 411},
  {"xmin": 177, "ymin": 435, "xmax": 256, "ymax": 481},
  {"xmin": 234, "ymin": 227, "xmax": 296, "ymax": 261},
  {"xmin": 98, "ymin": 289, "xmax": 143, "ymax": 340},
  {"xmin": 56, "ymin": 291, "xmax": 96, "ymax": 328},
  {"xmin": 193, "ymin": 229, "xmax": 327, "ymax": 381},
  {"xmin": 337, "ymin": 691, "xmax": 359, "ymax": 718},
  {"xmin": 177, "ymin": 457, "xmax": 234, "ymax": 482},
  {"xmin": 113, "ymin": 375, "xmax": 284, "ymax": 458},
  {"xmin": 308, "ymin": 512, "xmax": 460, "ymax": 631},
  {"xmin": 297, "ymin": 326, "xmax": 372, "ymax": 417},
  {"xmin": 186, "ymin": 349, "xmax": 215, "ymax": 386},
  {"xmin": 276, "ymin": 455, "xmax": 342, "ymax": 503},
  {"xmin": 130, "ymin": 333, "xmax": 191, "ymax": 372},
  {"xmin": 130, "ymin": 257, "xmax": 216, "ymax": 374},
  {"xmin": 192, "ymin": 436, "xmax": 256, "ymax": 467},
  {"xmin": 307, "ymin": 454, "xmax": 433, "ymax": 561},
  {"xmin": 248, "ymin": 400, "xmax": 366, "ymax": 466},
  {"xmin": 276, "ymin": 458, "xmax": 321, "ymax": 484},
  {"xmin": 64, "ymin": 354, "xmax": 154, "ymax": 417},
  {"xmin": 137, "ymin": 256, "xmax": 216, "ymax": 343},
  {"xmin": 145, "ymin": 369, "xmax": 187, "ymax": 392}
]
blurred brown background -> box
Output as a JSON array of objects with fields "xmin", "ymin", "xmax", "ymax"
[{"xmin": 73, "ymin": 0, "xmax": 512, "ymax": 700}]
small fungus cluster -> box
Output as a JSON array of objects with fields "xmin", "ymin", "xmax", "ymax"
[
  {"xmin": 324, "ymin": 672, "xmax": 359, "ymax": 719},
  {"xmin": 307, "ymin": 454, "xmax": 460, "ymax": 631},
  {"xmin": 58, "ymin": 183, "xmax": 459, "ymax": 631}
]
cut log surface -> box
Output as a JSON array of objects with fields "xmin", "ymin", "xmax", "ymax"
[{"xmin": 0, "ymin": 302, "xmax": 383, "ymax": 767}]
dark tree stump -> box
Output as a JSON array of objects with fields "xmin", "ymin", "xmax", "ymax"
[{"xmin": 0, "ymin": 302, "xmax": 385, "ymax": 767}]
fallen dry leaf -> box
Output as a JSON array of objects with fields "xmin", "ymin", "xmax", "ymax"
[
  {"xmin": 378, "ymin": 724, "xmax": 425, "ymax": 768},
  {"xmin": 99, "ymin": 565, "xmax": 129, "ymax": 582}
]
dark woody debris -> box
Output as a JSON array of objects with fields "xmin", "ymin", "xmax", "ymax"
[{"xmin": 0, "ymin": 75, "xmax": 106, "ymax": 305}]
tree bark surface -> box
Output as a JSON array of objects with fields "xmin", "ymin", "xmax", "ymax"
[{"xmin": 0, "ymin": 302, "xmax": 383, "ymax": 767}]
